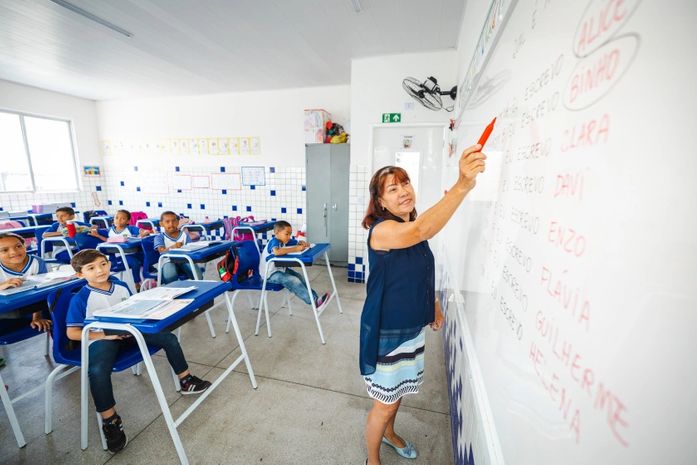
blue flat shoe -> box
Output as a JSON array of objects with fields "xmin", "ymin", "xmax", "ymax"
[{"xmin": 382, "ymin": 436, "xmax": 418, "ymax": 459}]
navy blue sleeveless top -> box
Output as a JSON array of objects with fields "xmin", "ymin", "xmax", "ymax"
[{"xmin": 359, "ymin": 217, "xmax": 435, "ymax": 376}]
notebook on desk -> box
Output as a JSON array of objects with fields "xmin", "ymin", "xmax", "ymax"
[
  {"xmin": 0, "ymin": 271, "xmax": 75, "ymax": 296},
  {"xmin": 178, "ymin": 240, "xmax": 222, "ymax": 251},
  {"xmin": 93, "ymin": 286, "xmax": 196, "ymax": 319}
]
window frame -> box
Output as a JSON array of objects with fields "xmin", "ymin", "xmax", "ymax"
[{"xmin": 0, "ymin": 108, "xmax": 81, "ymax": 194}]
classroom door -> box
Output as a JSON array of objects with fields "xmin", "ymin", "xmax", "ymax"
[
  {"xmin": 305, "ymin": 143, "xmax": 349, "ymax": 265},
  {"xmin": 372, "ymin": 125, "xmax": 446, "ymax": 218}
]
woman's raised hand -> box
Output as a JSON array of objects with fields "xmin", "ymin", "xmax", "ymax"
[{"xmin": 457, "ymin": 144, "xmax": 486, "ymax": 192}]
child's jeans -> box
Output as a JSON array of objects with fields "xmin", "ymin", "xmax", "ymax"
[
  {"xmin": 160, "ymin": 262, "xmax": 200, "ymax": 284},
  {"xmin": 267, "ymin": 268, "xmax": 318, "ymax": 305},
  {"xmin": 88, "ymin": 332, "xmax": 188, "ymax": 413}
]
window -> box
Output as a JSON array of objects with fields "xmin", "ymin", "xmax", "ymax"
[{"xmin": 0, "ymin": 110, "xmax": 79, "ymax": 192}]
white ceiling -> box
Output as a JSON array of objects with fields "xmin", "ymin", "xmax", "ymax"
[{"xmin": 0, "ymin": 0, "xmax": 463, "ymax": 100}]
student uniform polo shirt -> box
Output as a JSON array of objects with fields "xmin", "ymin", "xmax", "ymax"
[
  {"xmin": 260, "ymin": 237, "xmax": 298, "ymax": 277},
  {"xmin": 152, "ymin": 230, "xmax": 191, "ymax": 250},
  {"xmin": 66, "ymin": 278, "xmax": 132, "ymax": 328},
  {"xmin": 107, "ymin": 225, "xmax": 140, "ymax": 239},
  {"xmin": 0, "ymin": 255, "xmax": 48, "ymax": 280}
]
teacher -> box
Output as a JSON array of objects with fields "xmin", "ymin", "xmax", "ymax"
[{"xmin": 360, "ymin": 144, "xmax": 486, "ymax": 465}]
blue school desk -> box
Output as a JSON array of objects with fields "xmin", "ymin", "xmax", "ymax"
[
  {"xmin": 1, "ymin": 225, "xmax": 50, "ymax": 239},
  {"xmin": 136, "ymin": 218, "xmax": 160, "ymax": 231},
  {"xmin": 0, "ymin": 278, "xmax": 84, "ymax": 448},
  {"xmin": 8, "ymin": 212, "xmax": 53, "ymax": 226},
  {"xmin": 157, "ymin": 241, "xmax": 234, "ymax": 337},
  {"xmin": 240, "ymin": 220, "xmax": 275, "ymax": 233},
  {"xmin": 181, "ymin": 220, "xmax": 225, "ymax": 240},
  {"xmin": 256, "ymin": 243, "xmax": 343, "ymax": 344},
  {"xmin": 88, "ymin": 216, "xmax": 113, "ymax": 229},
  {"xmin": 40, "ymin": 236, "xmax": 77, "ymax": 261},
  {"xmin": 80, "ymin": 280, "xmax": 256, "ymax": 465},
  {"xmin": 96, "ymin": 238, "xmax": 143, "ymax": 292}
]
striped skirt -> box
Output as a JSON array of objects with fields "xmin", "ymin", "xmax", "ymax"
[{"xmin": 363, "ymin": 328, "xmax": 425, "ymax": 404}]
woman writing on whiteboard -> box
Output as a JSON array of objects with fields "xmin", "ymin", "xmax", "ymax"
[{"xmin": 361, "ymin": 144, "xmax": 486, "ymax": 464}]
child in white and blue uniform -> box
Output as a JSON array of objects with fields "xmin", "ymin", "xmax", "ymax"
[
  {"xmin": 0, "ymin": 232, "xmax": 53, "ymax": 335},
  {"xmin": 261, "ymin": 220, "xmax": 329, "ymax": 308},
  {"xmin": 65, "ymin": 249, "xmax": 210, "ymax": 453},
  {"xmin": 42, "ymin": 206, "xmax": 90, "ymax": 262},
  {"xmin": 153, "ymin": 211, "xmax": 199, "ymax": 284},
  {"xmin": 89, "ymin": 210, "xmax": 147, "ymax": 287}
]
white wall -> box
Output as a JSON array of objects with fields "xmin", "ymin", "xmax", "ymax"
[
  {"xmin": 349, "ymin": 50, "xmax": 457, "ymax": 167},
  {"xmin": 96, "ymin": 85, "xmax": 350, "ymax": 167},
  {"xmin": 0, "ymin": 79, "xmax": 105, "ymax": 214}
]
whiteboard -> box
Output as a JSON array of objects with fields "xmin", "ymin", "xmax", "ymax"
[{"xmin": 442, "ymin": 1, "xmax": 697, "ymax": 465}]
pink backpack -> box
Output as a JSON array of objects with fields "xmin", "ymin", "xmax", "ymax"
[
  {"xmin": 129, "ymin": 211, "xmax": 148, "ymax": 226},
  {"xmin": 223, "ymin": 216, "xmax": 256, "ymax": 241}
]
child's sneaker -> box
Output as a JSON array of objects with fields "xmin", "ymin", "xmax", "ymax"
[
  {"xmin": 180, "ymin": 374, "xmax": 212, "ymax": 395},
  {"xmin": 102, "ymin": 414, "xmax": 127, "ymax": 453},
  {"xmin": 315, "ymin": 292, "xmax": 330, "ymax": 309}
]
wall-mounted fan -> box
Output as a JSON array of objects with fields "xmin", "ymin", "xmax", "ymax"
[{"xmin": 402, "ymin": 76, "xmax": 457, "ymax": 112}]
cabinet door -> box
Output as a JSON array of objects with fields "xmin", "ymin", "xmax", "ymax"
[
  {"xmin": 306, "ymin": 144, "xmax": 331, "ymax": 244},
  {"xmin": 329, "ymin": 144, "xmax": 349, "ymax": 263}
]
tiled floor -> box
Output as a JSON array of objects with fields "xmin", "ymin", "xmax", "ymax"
[{"xmin": 0, "ymin": 267, "xmax": 453, "ymax": 465}]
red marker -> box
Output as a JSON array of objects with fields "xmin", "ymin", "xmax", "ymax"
[{"xmin": 477, "ymin": 117, "xmax": 496, "ymax": 149}]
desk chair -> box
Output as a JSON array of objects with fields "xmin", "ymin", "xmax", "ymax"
[
  {"xmin": 257, "ymin": 253, "xmax": 339, "ymax": 345},
  {"xmin": 38, "ymin": 228, "xmax": 74, "ymax": 266},
  {"xmin": 96, "ymin": 243, "xmax": 139, "ymax": 294},
  {"xmin": 0, "ymin": 314, "xmax": 52, "ymax": 448},
  {"xmin": 44, "ymin": 284, "xmax": 179, "ymax": 449},
  {"xmin": 224, "ymin": 241, "xmax": 287, "ymax": 334},
  {"xmin": 140, "ymin": 236, "xmax": 217, "ymax": 338}
]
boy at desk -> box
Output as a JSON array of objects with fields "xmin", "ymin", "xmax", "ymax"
[
  {"xmin": 262, "ymin": 220, "xmax": 330, "ymax": 309},
  {"xmin": 0, "ymin": 232, "xmax": 53, "ymax": 335},
  {"xmin": 42, "ymin": 206, "xmax": 90, "ymax": 261},
  {"xmin": 66, "ymin": 249, "xmax": 211, "ymax": 453},
  {"xmin": 153, "ymin": 211, "xmax": 200, "ymax": 285},
  {"xmin": 88, "ymin": 209, "xmax": 149, "ymax": 289}
]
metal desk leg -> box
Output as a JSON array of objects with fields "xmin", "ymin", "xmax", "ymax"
[
  {"xmin": 81, "ymin": 323, "xmax": 190, "ymax": 465},
  {"xmin": 324, "ymin": 251, "xmax": 343, "ymax": 314},
  {"xmin": 224, "ymin": 292, "xmax": 258, "ymax": 389},
  {"xmin": 0, "ymin": 371, "xmax": 26, "ymax": 447},
  {"xmin": 298, "ymin": 262, "xmax": 326, "ymax": 345}
]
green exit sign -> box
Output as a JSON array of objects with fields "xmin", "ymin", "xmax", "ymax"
[{"xmin": 382, "ymin": 113, "xmax": 401, "ymax": 123}]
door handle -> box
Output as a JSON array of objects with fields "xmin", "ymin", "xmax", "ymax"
[{"xmin": 323, "ymin": 203, "xmax": 328, "ymax": 236}]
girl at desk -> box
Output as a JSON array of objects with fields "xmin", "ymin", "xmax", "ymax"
[
  {"xmin": 89, "ymin": 210, "xmax": 148, "ymax": 290},
  {"xmin": 0, "ymin": 232, "xmax": 52, "ymax": 336}
]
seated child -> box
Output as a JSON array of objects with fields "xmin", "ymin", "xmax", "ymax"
[
  {"xmin": 89, "ymin": 209, "xmax": 149, "ymax": 288},
  {"xmin": 66, "ymin": 249, "xmax": 211, "ymax": 453},
  {"xmin": 0, "ymin": 233, "xmax": 53, "ymax": 335},
  {"xmin": 42, "ymin": 207, "xmax": 90, "ymax": 261},
  {"xmin": 261, "ymin": 221, "xmax": 329, "ymax": 308},
  {"xmin": 153, "ymin": 211, "xmax": 200, "ymax": 284}
]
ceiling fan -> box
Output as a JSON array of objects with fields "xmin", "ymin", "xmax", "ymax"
[{"xmin": 402, "ymin": 76, "xmax": 457, "ymax": 112}]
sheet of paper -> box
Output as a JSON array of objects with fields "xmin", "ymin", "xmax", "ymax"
[{"xmin": 130, "ymin": 286, "xmax": 197, "ymax": 301}]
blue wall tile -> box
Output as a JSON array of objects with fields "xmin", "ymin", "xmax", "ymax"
[
  {"xmin": 175, "ymin": 166, "xmax": 180, "ymax": 172},
  {"xmin": 120, "ymin": 181, "xmax": 124, "ymax": 186},
  {"xmin": 136, "ymin": 186, "xmax": 141, "ymax": 192},
  {"xmin": 356, "ymin": 257, "xmax": 363, "ymax": 264},
  {"xmin": 296, "ymin": 208, "xmax": 302, "ymax": 214},
  {"xmin": 118, "ymin": 200, "xmax": 123, "ymax": 206},
  {"xmin": 187, "ymin": 203, "xmax": 192, "ymax": 209},
  {"xmin": 222, "ymin": 189, "xmax": 227, "ymax": 195},
  {"xmin": 146, "ymin": 201, "xmax": 151, "ymax": 207},
  {"xmin": 246, "ymin": 206, "xmax": 252, "ymax": 212},
  {"xmin": 232, "ymin": 205, "xmax": 238, "ymax": 211},
  {"xmin": 220, "ymin": 166, "xmax": 226, "ymax": 172},
  {"xmin": 200, "ymin": 204, "xmax": 205, "ymax": 210},
  {"xmin": 250, "ymin": 185, "xmax": 255, "ymax": 190},
  {"xmin": 70, "ymin": 202, "xmax": 76, "ymax": 207},
  {"xmin": 281, "ymin": 207, "xmax": 286, "ymax": 213},
  {"xmin": 269, "ymin": 167, "xmax": 275, "ymax": 173},
  {"xmin": 158, "ymin": 202, "xmax": 163, "ymax": 208},
  {"xmin": 134, "ymin": 166, "xmax": 138, "ymax": 171},
  {"xmin": 96, "ymin": 185, "xmax": 102, "ymax": 191},
  {"xmin": 108, "ymin": 200, "xmax": 113, "ymax": 206},
  {"xmin": 270, "ymin": 190, "xmax": 276, "ymax": 196}
]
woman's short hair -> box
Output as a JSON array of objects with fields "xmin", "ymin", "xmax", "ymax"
[{"xmin": 362, "ymin": 166, "xmax": 416, "ymax": 229}]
